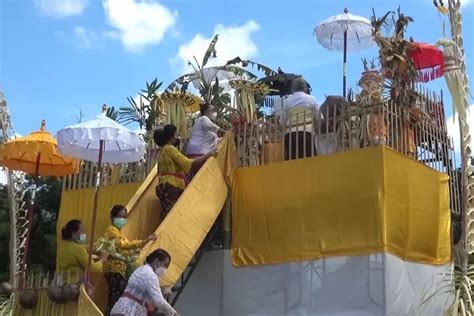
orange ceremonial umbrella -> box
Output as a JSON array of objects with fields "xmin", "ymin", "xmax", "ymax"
[
  {"xmin": 0, "ymin": 120, "xmax": 79, "ymax": 288},
  {"xmin": 0, "ymin": 120, "xmax": 79, "ymax": 176}
]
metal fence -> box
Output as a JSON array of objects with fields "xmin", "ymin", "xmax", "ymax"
[
  {"xmin": 62, "ymin": 89, "xmax": 461, "ymax": 216},
  {"xmin": 235, "ymin": 89, "xmax": 461, "ymax": 215},
  {"xmin": 61, "ymin": 137, "xmax": 188, "ymax": 192}
]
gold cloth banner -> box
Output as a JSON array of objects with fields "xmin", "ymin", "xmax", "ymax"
[{"xmin": 232, "ymin": 146, "xmax": 451, "ymax": 267}]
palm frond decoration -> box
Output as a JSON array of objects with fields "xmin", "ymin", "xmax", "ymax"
[
  {"xmin": 370, "ymin": 9, "xmax": 395, "ymax": 36},
  {"xmin": 416, "ymin": 251, "xmax": 474, "ymax": 315},
  {"xmin": 140, "ymin": 78, "xmax": 162, "ymax": 102},
  {"xmin": 105, "ymin": 106, "xmax": 120, "ymax": 122},
  {"xmin": 119, "ymin": 97, "xmax": 145, "ymax": 127},
  {"xmin": 371, "ymin": 8, "xmax": 418, "ymax": 107},
  {"xmin": 165, "ymin": 35, "xmax": 277, "ymax": 125},
  {"xmin": 117, "ymin": 79, "xmax": 164, "ymax": 136}
]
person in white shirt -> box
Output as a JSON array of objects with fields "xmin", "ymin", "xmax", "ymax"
[
  {"xmin": 186, "ymin": 102, "xmax": 225, "ymax": 157},
  {"xmin": 110, "ymin": 248, "xmax": 179, "ymax": 316},
  {"xmin": 280, "ymin": 77, "xmax": 319, "ymax": 160},
  {"xmin": 282, "ymin": 82, "xmax": 318, "ymax": 114}
]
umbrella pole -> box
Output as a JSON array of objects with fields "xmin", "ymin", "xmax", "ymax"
[
  {"xmin": 19, "ymin": 153, "xmax": 40, "ymax": 289},
  {"xmin": 86, "ymin": 139, "xmax": 104, "ymax": 282},
  {"xmin": 343, "ymin": 30, "xmax": 348, "ymax": 99}
]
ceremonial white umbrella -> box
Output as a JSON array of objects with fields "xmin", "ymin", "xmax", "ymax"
[
  {"xmin": 57, "ymin": 104, "xmax": 146, "ymax": 278},
  {"xmin": 313, "ymin": 8, "xmax": 375, "ymax": 98}
]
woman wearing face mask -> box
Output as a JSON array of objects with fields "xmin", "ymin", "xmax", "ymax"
[
  {"xmin": 103, "ymin": 205, "xmax": 157, "ymax": 315},
  {"xmin": 56, "ymin": 219, "xmax": 107, "ymax": 284},
  {"xmin": 110, "ymin": 248, "xmax": 179, "ymax": 316},
  {"xmin": 186, "ymin": 102, "xmax": 226, "ymax": 158},
  {"xmin": 154, "ymin": 124, "xmax": 216, "ymax": 220}
]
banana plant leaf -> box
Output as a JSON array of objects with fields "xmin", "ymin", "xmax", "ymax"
[
  {"xmin": 258, "ymin": 73, "xmax": 311, "ymax": 96},
  {"xmin": 165, "ymin": 65, "xmax": 257, "ymax": 94},
  {"xmin": 226, "ymin": 57, "xmax": 277, "ymax": 78},
  {"xmin": 202, "ymin": 35, "xmax": 219, "ymax": 68}
]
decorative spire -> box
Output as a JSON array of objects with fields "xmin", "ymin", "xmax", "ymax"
[
  {"xmin": 102, "ymin": 104, "xmax": 107, "ymax": 113},
  {"xmin": 40, "ymin": 119, "xmax": 46, "ymax": 131}
]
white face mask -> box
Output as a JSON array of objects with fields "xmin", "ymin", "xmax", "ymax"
[
  {"xmin": 155, "ymin": 266, "xmax": 167, "ymax": 277},
  {"xmin": 78, "ymin": 233, "xmax": 87, "ymax": 244},
  {"xmin": 209, "ymin": 112, "xmax": 217, "ymax": 121}
]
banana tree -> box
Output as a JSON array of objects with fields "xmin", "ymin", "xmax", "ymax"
[
  {"xmin": 165, "ymin": 35, "xmax": 276, "ymax": 124},
  {"xmin": 225, "ymin": 57, "xmax": 277, "ymax": 78}
]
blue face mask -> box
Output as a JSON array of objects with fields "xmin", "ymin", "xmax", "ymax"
[
  {"xmin": 78, "ymin": 233, "xmax": 87, "ymax": 244},
  {"xmin": 113, "ymin": 218, "xmax": 128, "ymax": 229}
]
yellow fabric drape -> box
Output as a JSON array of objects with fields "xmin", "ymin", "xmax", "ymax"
[
  {"xmin": 135, "ymin": 132, "xmax": 237, "ymax": 287},
  {"xmin": 121, "ymin": 165, "xmax": 162, "ymax": 242},
  {"xmin": 78, "ymin": 285, "xmax": 103, "ymax": 316},
  {"xmin": 57, "ymin": 133, "xmax": 237, "ymax": 311},
  {"xmin": 232, "ymin": 146, "xmax": 451, "ymax": 267},
  {"xmin": 57, "ymin": 183, "xmax": 141, "ymax": 243},
  {"xmin": 57, "ymin": 183, "xmax": 141, "ymax": 311}
]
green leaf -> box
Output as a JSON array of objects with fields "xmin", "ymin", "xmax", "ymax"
[
  {"xmin": 138, "ymin": 93, "xmax": 151, "ymax": 102},
  {"xmin": 202, "ymin": 34, "xmax": 219, "ymax": 67},
  {"xmin": 105, "ymin": 106, "xmax": 120, "ymax": 122},
  {"xmin": 165, "ymin": 73, "xmax": 198, "ymax": 93},
  {"xmin": 225, "ymin": 57, "xmax": 277, "ymax": 77},
  {"xmin": 180, "ymin": 81, "xmax": 189, "ymax": 94}
]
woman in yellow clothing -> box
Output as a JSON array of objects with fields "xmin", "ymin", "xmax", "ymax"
[
  {"xmin": 104, "ymin": 204, "xmax": 157, "ymax": 315},
  {"xmin": 56, "ymin": 219, "xmax": 107, "ymax": 284},
  {"xmin": 153, "ymin": 124, "xmax": 216, "ymax": 220}
]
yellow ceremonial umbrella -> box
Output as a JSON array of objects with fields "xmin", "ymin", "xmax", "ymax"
[
  {"xmin": 0, "ymin": 120, "xmax": 79, "ymax": 288},
  {"xmin": 0, "ymin": 120, "xmax": 79, "ymax": 176}
]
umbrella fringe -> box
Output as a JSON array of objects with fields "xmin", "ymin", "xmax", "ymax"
[
  {"xmin": 416, "ymin": 66, "xmax": 444, "ymax": 83},
  {"xmin": 316, "ymin": 37, "xmax": 375, "ymax": 52}
]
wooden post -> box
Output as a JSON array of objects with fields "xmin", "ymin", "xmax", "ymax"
[{"xmin": 86, "ymin": 139, "xmax": 104, "ymax": 281}]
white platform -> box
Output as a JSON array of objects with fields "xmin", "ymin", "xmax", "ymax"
[{"xmin": 175, "ymin": 250, "xmax": 453, "ymax": 316}]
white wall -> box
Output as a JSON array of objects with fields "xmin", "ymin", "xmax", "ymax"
[
  {"xmin": 175, "ymin": 250, "xmax": 224, "ymax": 316},
  {"xmin": 175, "ymin": 251, "xmax": 452, "ymax": 316}
]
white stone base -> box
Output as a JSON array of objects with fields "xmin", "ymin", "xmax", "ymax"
[{"xmin": 176, "ymin": 250, "xmax": 453, "ymax": 316}]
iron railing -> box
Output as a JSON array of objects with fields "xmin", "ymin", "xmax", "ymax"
[{"xmin": 234, "ymin": 89, "xmax": 461, "ymax": 216}]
